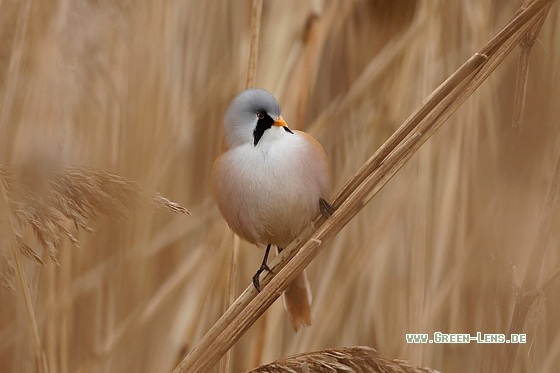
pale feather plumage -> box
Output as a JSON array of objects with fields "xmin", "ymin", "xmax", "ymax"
[{"xmin": 212, "ymin": 89, "xmax": 329, "ymax": 331}]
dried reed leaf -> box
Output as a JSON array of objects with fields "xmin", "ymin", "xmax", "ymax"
[
  {"xmin": 512, "ymin": 2, "xmax": 552, "ymax": 129},
  {"xmin": 502, "ymin": 117, "xmax": 560, "ymax": 372},
  {"xmin": 244, "ymin": 347, "xmax": 440, "ymax": 373}
]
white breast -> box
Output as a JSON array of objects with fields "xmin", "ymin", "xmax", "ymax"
[{"xmin": 212, "ymin": 127, "xmax": 329, "ymax": 247}]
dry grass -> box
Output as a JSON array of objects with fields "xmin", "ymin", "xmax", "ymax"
[
  {"xmin": 1, "ymin": 1, "xmax": 560, "ymax": 373},
  {"xmin": 0, "ymin": 161, "xmax": 188, "ymax": 373},
  {"xmin": 244, "ymin": 346, "xmax": 440, "ymax": 373},
  {"xmin": 1, "ymin": 163, "xmax": 188, "ymax": 266}
]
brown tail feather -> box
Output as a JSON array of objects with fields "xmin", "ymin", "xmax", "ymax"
[{"xmin": 282, "ymin": 269, "xmax": 312, "ymax": 332}]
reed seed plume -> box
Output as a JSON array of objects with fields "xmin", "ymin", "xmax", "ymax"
[
  {"xmin": 0, "ymin": 256, "xmax": 16, "ymax": 293},
  {"xmin": 244, "ymin": 346, "xmax": 440, "ymax": 373},
  {"xmin": 0, "ymin": 163, "xmax": 189, "ymax": 267}
]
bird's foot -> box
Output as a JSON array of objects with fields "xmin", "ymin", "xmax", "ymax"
[
  {"xmin": 252, "ymin": 263, "xmax": 272, "ymax": 292},
  {"xmin": 319, "ymin": 198, "xmax": 335, "ymax": 218}
]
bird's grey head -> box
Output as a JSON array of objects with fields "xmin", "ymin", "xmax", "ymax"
[{"xmin": 224, "ymin": 88, "xmax": 293, "ymax": 148}]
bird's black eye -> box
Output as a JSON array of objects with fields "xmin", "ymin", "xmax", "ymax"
[{"xmin": 257, "ymin": 112, "xmax": 265, "ymax": 119}]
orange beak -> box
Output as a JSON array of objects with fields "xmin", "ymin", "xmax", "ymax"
[{"xmin": 273, "ymin": 117, "xmax": 288, "ymax": 127}]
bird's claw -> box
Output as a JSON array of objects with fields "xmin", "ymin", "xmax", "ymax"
[
  {"xmin": 319, "ymin": 198, "xmax": 335, "ymax": 218},
  {"xmin": 252, "ymin": 263, "xmax": 271, "ymax": 292}
]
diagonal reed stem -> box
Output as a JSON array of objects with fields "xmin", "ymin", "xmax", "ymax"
[{"xmin": 172, "ymin": 1, "xmax": 556, "ymax": 372}]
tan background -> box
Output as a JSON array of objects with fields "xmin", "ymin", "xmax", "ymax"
[{"xmin": 1, "ymin": 1, "xmax": 559, "ymax": 372}]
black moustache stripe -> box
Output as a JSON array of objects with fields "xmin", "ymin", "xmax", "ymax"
[
  {"xmin": 283, "ymin": 126, "xmax": 294, "ymax": 134},
  {"xmin": 253, "ymin": 113, "xmax": 294, "ymax": 146},
  {"xmin": 253, "ymin": 114, "xmax": 274, "ymax": 146}
]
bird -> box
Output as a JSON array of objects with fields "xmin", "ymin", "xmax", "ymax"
[{"xmin": 211, "ymin": 88, "xmax": 331, "ymax": 331}]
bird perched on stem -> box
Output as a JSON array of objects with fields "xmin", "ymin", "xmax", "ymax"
[{"xmin": 212, "ymin": 88, "xmax": 331, "ymax": 331}]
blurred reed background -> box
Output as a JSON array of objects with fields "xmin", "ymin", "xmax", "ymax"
[{"xmin": 1, "ymin": 0, "xmax": 559, "ymax": 372}]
